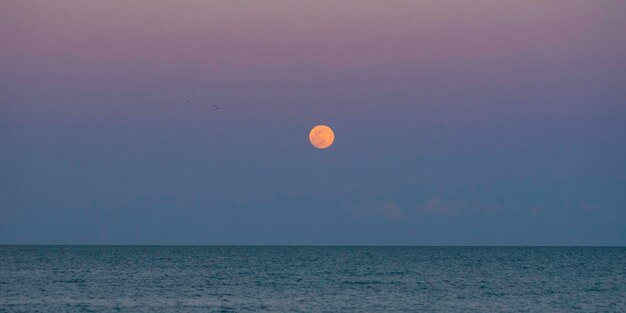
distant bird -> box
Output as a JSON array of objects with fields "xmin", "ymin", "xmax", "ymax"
[
  {"xmin": 213, "ymin": 105, "xmax": 220, "ymax": 110},
  {"xmin": 186, "ymin": 99, "xmax": 190, "ymax": 103}
]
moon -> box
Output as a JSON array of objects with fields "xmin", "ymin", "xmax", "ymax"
[{"xmin": 309, "ymin": 125, "xmax": 335, "ymax": 149}]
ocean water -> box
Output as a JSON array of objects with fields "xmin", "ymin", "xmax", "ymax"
[{"xmin": 1, "ymin": 246, "xmax": 624, "ymax": 312}]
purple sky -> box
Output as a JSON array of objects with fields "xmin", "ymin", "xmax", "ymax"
[{"xmin": 1, "ymin": 1, "xmax": 625, "ymax": 244}]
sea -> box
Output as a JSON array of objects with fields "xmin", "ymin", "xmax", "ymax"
[{"xmin": 1, "ymin": 246, "xmax": 624, "ymax": 312}]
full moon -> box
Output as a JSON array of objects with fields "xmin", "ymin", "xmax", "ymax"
[{"xmin": 309, "ymin": 125, "xmax": 335, "ymax": 149}]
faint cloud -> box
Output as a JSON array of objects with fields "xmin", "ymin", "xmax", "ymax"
[
  {"xmin": 382, "ymin": 202, "xmax": 403, "ymax": 219},
  {"xmin": 579, "ymin": 202, "xmax": 599, "ymax": 211},
  {"xmin": 529, "ymin": 205, "xmax": 542, "ymax": 215},
  {"xmin": 417, "ymin": 198, "xmax": 467, "ymax": 216},
  {"xmin": 349, "ymin": 201, "xmax": 404, "ymax": 220},
  {"xmin": 351, "ymin": 198, "xmax": 521, "ymax": 219}
]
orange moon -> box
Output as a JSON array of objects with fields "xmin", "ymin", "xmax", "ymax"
[{"xmin": 309, "ymin": 125, "xmax": 335, "ymax": 149}]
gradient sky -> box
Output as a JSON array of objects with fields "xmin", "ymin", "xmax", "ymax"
[{"xmin": 1, "ymin": 1, "xmax": 625, "ymax": 245}]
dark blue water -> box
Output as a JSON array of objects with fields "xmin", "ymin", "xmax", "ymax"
[{"xmin": 1, "ymin": 246, "xmax": 624, "ymax": 312}]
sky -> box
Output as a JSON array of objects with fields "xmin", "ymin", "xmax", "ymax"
[{"xmin": 1, "ymin": 0, "xmax": 625, "ymax": 245}]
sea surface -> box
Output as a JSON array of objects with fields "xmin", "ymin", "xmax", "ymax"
[{"xmin": 1, "ymin": 246, "xmax": 624, "ymax": 312}]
